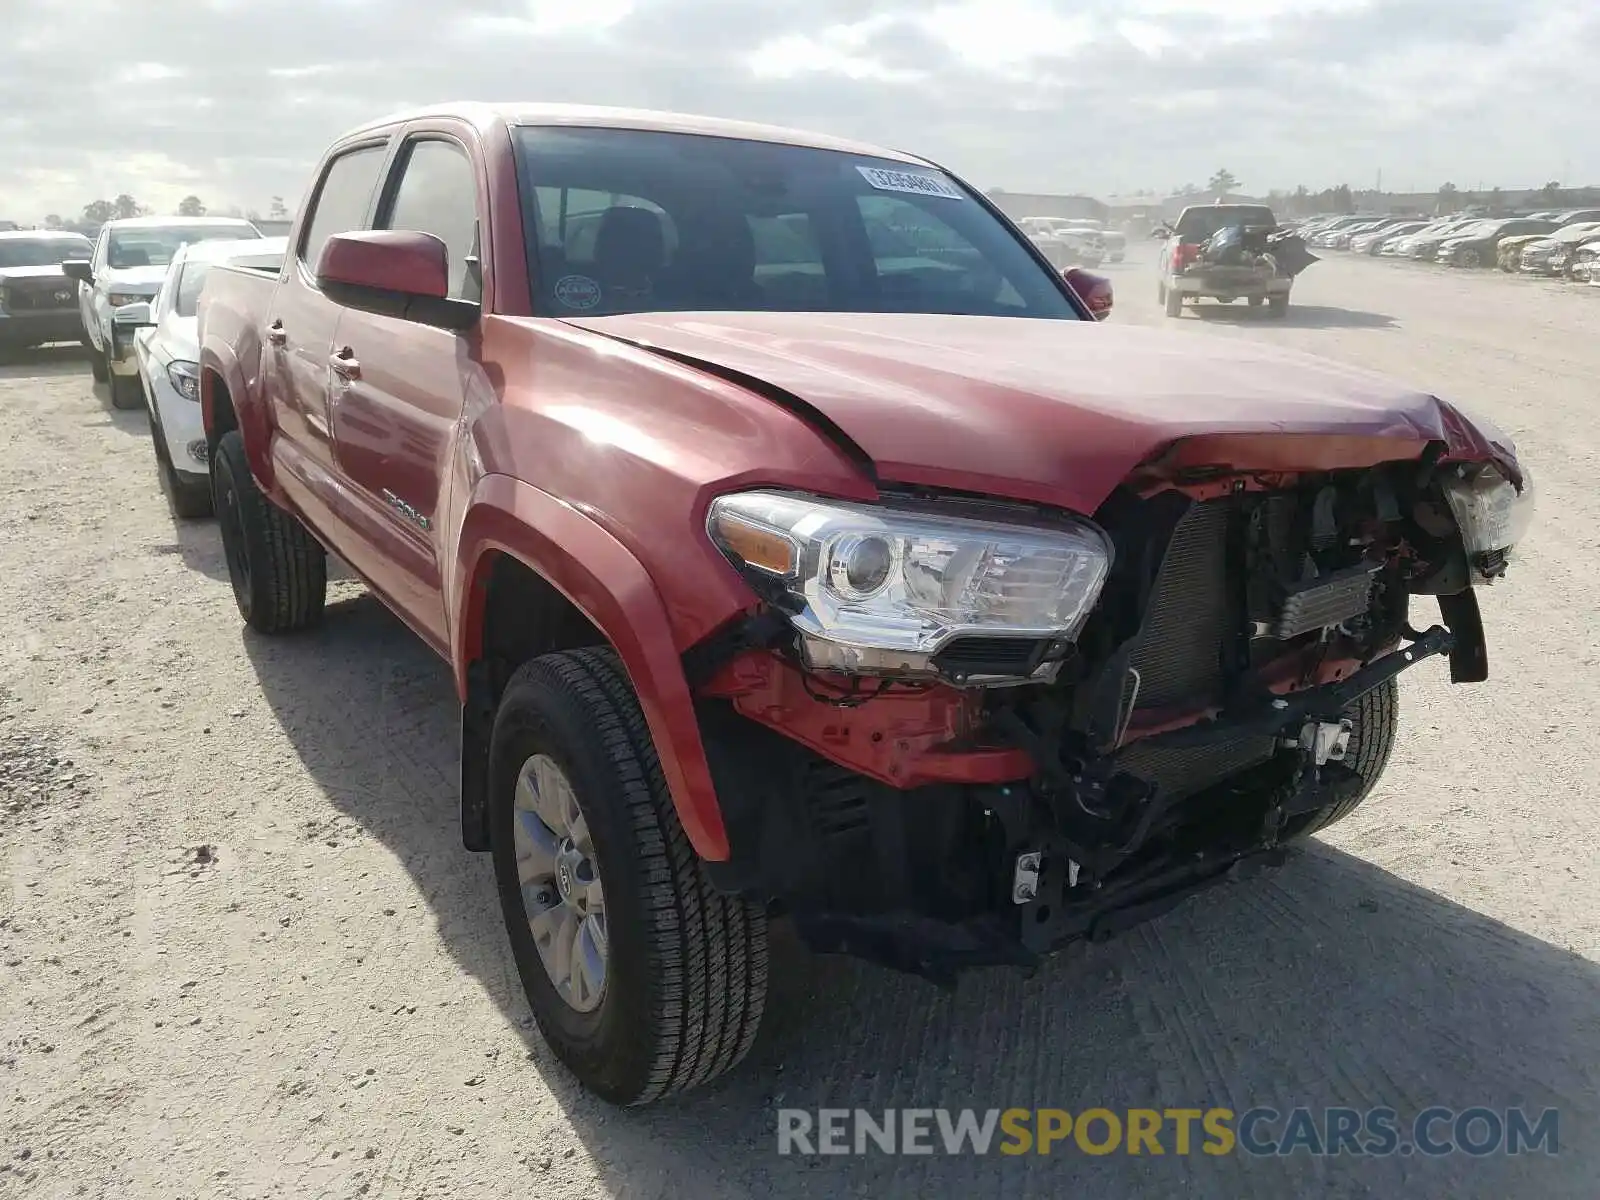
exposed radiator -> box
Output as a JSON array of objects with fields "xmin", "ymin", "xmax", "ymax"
[{"xmin": 1114, "ymin": 496, "xmax": 1281, "ymax": 801}]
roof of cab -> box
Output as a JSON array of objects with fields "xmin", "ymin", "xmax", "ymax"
[
  {"xmin": 100, "ymin": 215, "xmax": 261, "ymax": 230},
  {"xmin": 341, "ymin": 102, "xmax": 930, "ymax": 167}
]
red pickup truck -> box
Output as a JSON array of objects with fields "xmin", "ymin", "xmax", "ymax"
[{"xmin": 197, "ymin": 103, "xmax": 1532, "ymax": 1106}]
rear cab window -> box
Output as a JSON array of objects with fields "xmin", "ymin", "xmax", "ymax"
[
  {"xmin": 1175, "ymin": 206, "xmax": 1278, "ymax": 242},
  {"xmin": 512, "ymin": 126, "xmax": 1080, "ymax": 320}
]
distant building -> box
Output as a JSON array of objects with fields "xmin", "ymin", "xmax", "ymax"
[
  {"xmin": 985, "ymin": 190, "xmax": 1108, "ymax": 223},
  {"xmin": 251, "ymin": 218, "xmax": 295, "ymax": 237}
]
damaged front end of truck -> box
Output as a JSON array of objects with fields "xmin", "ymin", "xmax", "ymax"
[{"xmin": 688, "ymin": 441, "xmax": 1534, "ymax": 984}]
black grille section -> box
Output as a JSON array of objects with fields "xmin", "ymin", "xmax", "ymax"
[
  {"xmin": 933, "ymin": 636, "xmax": 1049, "ymax": 680},
  {"xmin": 801, "ymin": 759, "xmax": 872, "ymax": 840},
  {"xmin": 1, "ymin": 285, "xmax": 75, "ymax": 311},
  {"xmin": 1125, "ymin": 499, "xmax": 1232, "ymax": 708},
  {"xmin": 1114, "ymin": 733, "xmax": 1277, "ymax": 804}
]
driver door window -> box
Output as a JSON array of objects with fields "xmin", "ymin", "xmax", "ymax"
[{"xmin": 380, "ymin": 138, "xmax": 481, "ymax": 301}]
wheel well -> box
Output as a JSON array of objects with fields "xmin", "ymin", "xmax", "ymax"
[
  {"xmin": 459, "ymin": 553, "xmax": 608, "ymax": 852},
  {"xmin": 478, "ymin": 553, "xmax": 607, "ymax": 685},
  {"xmin": 205, "ymin": 369, "xmax": 237, "ymax": 456}
]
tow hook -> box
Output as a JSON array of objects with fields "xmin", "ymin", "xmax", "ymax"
[
  {"xmin": 1012, "ymin": 851, "xmax": 1042, "ymax": 903},
  {"xmin": 1281, "ymin": 718, "xmax": 1353, "ymax": 766}
]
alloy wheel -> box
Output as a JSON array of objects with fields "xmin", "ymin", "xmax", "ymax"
[{"xmin": 513, "ymin": 754, "xmax": 608, "ymax": 1013}]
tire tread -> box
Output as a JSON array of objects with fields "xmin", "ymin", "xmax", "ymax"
[
  {"xmin": 214, "ymin": 430, "xmax": 326, "ymax": 633},
  {"xmin": 504, "ymin": 648, "xmax": 767, "ymax": 1104}
]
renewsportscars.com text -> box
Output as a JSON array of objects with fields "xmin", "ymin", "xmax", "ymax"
[{"xmin": 776, "ymin": 1106, "xmax": 1560, "ymax": 1157}]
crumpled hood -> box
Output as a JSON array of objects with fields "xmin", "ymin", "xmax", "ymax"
[{"xmin": 567, "ymin": 311, "xmax": 1519, "ymax": 513}]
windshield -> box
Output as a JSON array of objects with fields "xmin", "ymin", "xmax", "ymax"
[
  {"xmin": 512, "ymin": 126, "xmax": 1079, "ymax": 320},
  {"xmin": 0, "ymin": 237, "xmax": 93, "ymax": 268},
  {"xmin": 172, "ymin": 261, "xmax": 213, "ymax": 317},
  {"xmin": 1556, "ymin": 223, "xmax": 1600, "ymax": 242},
  {"xmin": 107, "ymin": 224, "xmax": 259, "ymax": 270}
]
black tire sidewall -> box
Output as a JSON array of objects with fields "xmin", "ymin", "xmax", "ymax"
[
  {"xmin": 212, "ymin": 431, "xmax": 262, "ymax": 622},
  {"xmin": 488, "ymin": 664, "xmax": 667, "ymax": 1102}
]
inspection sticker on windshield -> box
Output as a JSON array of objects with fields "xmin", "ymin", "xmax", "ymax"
[{"xmin": 856, "ymin": 165, "xmax": 965, "ymax": 200}]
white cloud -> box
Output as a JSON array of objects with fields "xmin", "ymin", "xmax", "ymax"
[
  {"xmin": 749, "ymin": 19, "xmax": 925, "ymax": 83},
  {"xmin": 0, "ymin": 0, "xmax": 1595, "ymax": 221},
  {"xmin": 920, "ymin": 1, "xmax": 1095, "ymax": 68}
]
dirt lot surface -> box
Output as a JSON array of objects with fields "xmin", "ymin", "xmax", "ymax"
[{"xmin": 2, "ymin": 254, "xmax": 1597, "ymax": 1199}]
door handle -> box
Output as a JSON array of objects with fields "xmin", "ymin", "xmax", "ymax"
[
  {"xmin": 330, "ymin": 347, "xmax": 361, "ymax": 381},
  {"xmin": 266, "ymin": 320, "xmax": 287, "ymax": 346}
]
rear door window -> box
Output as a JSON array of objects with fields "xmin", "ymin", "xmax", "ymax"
[
  {"xmin": 1175, "ymin": 206, "xmax": 1278, "ymax": 240},
  {"xmin": 299, "ymin": 144, "xmax": 390, "ymax": 271}
]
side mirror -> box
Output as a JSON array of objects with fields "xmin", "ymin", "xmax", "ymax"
[
  {"xmin": 315, "ymin": 230, "xmax": 479, "ymax": 332},
  {"xmin": 61, "ymin": 259, "xmax": 94, "ymax": 285},
  {"xmin": 1063, "ymin": 268, "xmax": 1113, "ymax": 320},
  {"xmin": 112, "ymin": 300, "xmax": 154, "ymax": 327}
]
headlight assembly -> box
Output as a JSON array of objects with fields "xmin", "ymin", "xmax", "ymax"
[
  {"xmin": 1443, "ymin": 463, "xmax": 1535, "ymax": 576},
  {"xmin": 707, "ymin": 490, "xmax": 1113, "ymax": 683},
  {"xmin": 166, "ymin": 360, "xmax": 200, "ymax": 401}
]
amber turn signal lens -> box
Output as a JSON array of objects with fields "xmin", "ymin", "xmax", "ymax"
[{"xmin": 712, "ymin": 513, "xmax": 797, "ymax": 576}]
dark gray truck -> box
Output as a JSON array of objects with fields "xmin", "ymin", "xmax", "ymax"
[{"xmin": 1156, "ymin": 204, "xmax": 1314, "ymax": 318}]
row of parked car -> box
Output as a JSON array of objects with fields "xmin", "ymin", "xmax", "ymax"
[
  {"xmin": 1288, "ymin": 209, "xmax": 1600, "ymax": 282},
  {"xmin": 1016, "ymin": 216, "xmax": 1127, "ymax": 269},
  {"xmin": 0, "ymin": 216, "xmax": 285, "ymax": 516}
]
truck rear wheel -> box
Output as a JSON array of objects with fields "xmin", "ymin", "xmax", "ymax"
[
  {"xmin": 1268, "ymin": 294, "xmax": 1290, "ymax": 318},
  {"xmin": 212, "ymin": 429, "xmax": 327, "ymax": 633},
  {"xmin": 489, "ymin": 647, "xmax": 768, "ymax": 1106},
  {"xmin": 1283, "ymin": 678, "xmax": 1398, "ymax": 839},
  {"xmin": 87, "ymin": 335, "xmax": 108, "ymax": 382},
  {"xmin": 1163, "ymin": 288, "xmax": 1183, "ymax": 317}
]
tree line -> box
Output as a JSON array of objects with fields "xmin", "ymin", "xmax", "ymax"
[
  {"xmin": 1177, "ymin": 171, "xmax": 1587, "ymax": 217},
  {"xmin": 40, "ymin": 195, "xmax": 291, "ymax": 229}
]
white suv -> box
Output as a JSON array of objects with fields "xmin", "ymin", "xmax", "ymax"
[{"xmin": 62, "ymin": 216, "xmax": 261, "ymax": 408}]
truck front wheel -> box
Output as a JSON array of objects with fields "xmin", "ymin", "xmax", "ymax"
[
  {"xmin": 1268, "ymin": 294, "xmax": 1290, "ymax": 318},
  {"xmin": 489, "ymin": 648, "xmax": 768, "ymax": 1106},
  {"xmin": 212, "ymin": 429, "xmax": 327, "ymax": 633}
]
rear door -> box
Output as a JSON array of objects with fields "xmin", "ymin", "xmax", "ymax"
[
  {"xmin": 327, "ymin": 126, "xmax": 486, "ymax": 649},
  {"xmin": 266, "ymin": 139, "xmax": 391, "ymax": 462}
]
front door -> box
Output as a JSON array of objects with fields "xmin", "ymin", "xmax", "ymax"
[{"xmin": 328, "ymin": 131, "xmax": 485, "ymax": 651}]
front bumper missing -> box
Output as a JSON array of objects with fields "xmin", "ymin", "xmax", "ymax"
[
  {"xmin": 1131, "ymin": 623, "xmax": 1455, "ymax": 755},
  {"xmin": 795, "ymin": 623, "xmax": 1464, "ymax": 984}
]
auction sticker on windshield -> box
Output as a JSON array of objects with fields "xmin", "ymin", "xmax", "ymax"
[
  {"xmin": 856, "ymin": 165, "xmax": 965, "ymax": 200},
  {"xmin": 553, "ymin": 274, "xmax": 602, "ymax": 311}
]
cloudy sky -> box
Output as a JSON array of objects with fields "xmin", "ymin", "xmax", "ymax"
[{"xmin": 2, "ymin": 0, "xmax": 1596, "ymax": 221}]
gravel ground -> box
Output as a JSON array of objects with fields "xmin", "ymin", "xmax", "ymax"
[{"xmin": 1, "ymin": 252, "xmax": 1596, "ymax": 1199}]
